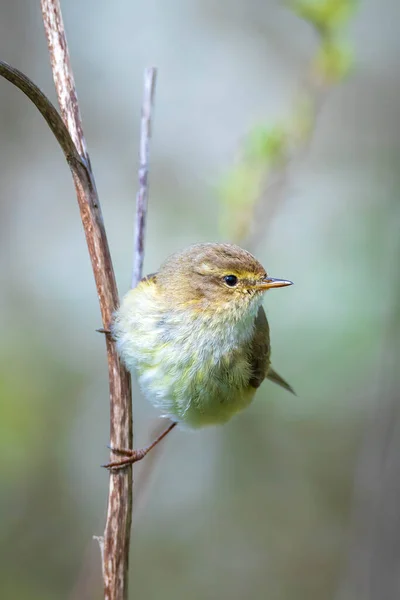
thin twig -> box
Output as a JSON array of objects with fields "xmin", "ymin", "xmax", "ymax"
[
  {"xmin": 40, "ymin": 1, "xmax": 88, "ymax": 162},
  {"xmin": 132, "ymin": 67, "xmax": 157, "ymax": 288},
  {"xmin": 1, "ymin": 13, "xmax": 158, "ymax": 598},
  {"xmin": 39, "ymin": 2, "xmax": 133, "ymax": 599},
  {"xmin": 0, "ymin": 61, "xmax": 82, "ymax": 167}
]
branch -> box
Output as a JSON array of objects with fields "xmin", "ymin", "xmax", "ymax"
[
  {"xmin": 0, "ymin": 61, "xmax": 82, "ymax": 168},
  {"xmin": 132, "ymin": 67, "xmax": 157, "ymax": 288},
  {"xmin": 1, "ymin": 2, "xmax": 159, "ymax": 595},
  {"xmin": 39, "ymin": 1, "xmax": 133, "ymax": 599}
]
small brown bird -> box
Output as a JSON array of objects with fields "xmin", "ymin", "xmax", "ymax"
[
  {"xmin": 113, "ymin": 243, "xmax": 294, "ymax": 427},
  {"xmin": 105, "ymin": 243, "xmax": 294, "ymax": 467}
]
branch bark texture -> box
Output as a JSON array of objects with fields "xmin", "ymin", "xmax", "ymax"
[{"xmin": 40, "ymin": 2, "xmax": 133, "ymax": 599}]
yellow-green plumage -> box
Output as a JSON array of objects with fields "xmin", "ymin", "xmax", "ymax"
[{"xmin": 112, "ymin": 243, "xmax": 293, "ymax": 428}]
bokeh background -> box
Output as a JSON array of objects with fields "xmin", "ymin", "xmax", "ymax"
[{"xmin": 1, "ymin": 1, "xmax": 400, "ymax": 599}]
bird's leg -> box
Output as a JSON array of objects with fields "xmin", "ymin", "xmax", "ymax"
[{"xmin": 103, "ymin": 421, "xmax": 177, "ymax": 470}]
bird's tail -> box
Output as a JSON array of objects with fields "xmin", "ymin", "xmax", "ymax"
[{"xmin": 267, "ymin": 367, "xmax": 296, "ymax": 395}]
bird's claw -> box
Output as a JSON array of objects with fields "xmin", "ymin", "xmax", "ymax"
[
  {"xmin": 106, "ymin": 444, "xmax": 133, "ymax": 456},
  {"xmin": 103, "ymin": 444, "xmax": 148, "ymax": 469},
  {"xmin": 102, "ymin": 421, "xmax": 177, "ymax": 470}
]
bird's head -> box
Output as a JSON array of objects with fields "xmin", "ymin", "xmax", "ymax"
[{"xmin": 156, "ymin": 243, "xmax": 292, "ymax": 317}]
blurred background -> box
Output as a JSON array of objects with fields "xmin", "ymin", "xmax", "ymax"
[{"xmin": 1, "ymin": 1, "xmax": 400, "ymax": 598}]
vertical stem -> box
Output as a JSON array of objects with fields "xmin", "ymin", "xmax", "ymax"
[
  {"xmin": 40, "ymin": 2, "xmax": 133, "ymax": 599},
  {"xmin": 132, "ymin": 67, "xmax": 157, "ymax": 288}
]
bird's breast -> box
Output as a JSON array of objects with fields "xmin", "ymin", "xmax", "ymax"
[{"xmin": 113, "ymin": 285, "xmax": 261, "ymax": 427}]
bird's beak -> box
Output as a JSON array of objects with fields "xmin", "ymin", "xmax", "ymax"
[{"xmin": 258, "ymin": 277, "xmax": 293, "ymax": 290}]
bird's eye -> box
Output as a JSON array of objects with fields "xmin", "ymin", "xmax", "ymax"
[{"xmin": 224, "ymin": 275, "xmax": 238, "ymax": 287}]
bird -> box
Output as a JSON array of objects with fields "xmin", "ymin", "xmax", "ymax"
[{"xmin": 105, "ymin": 243, "xmax": 293, "ymax": 468}]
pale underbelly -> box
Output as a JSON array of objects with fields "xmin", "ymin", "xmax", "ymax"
[
  {"xmin": 178, "ymin": 384, "xmax": 257, "ymax": 428},
  {"xmin": 137, "ymin": 353, "xmax": 257, "ymax": 428}
]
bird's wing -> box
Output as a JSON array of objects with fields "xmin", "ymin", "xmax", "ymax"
[
  {"xmin": 141, "ymin": 272, "xmax": 158, "ymax": 284},
  {"xmin": 248, "ymin": 306, "xmax": 271, "ymax": 388},
  {"xmin": 249, "ymin": 305, "xmax": 295, "ymax": 395}
]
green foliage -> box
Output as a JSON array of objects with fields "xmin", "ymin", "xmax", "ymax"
[
  {"xmin": 288, "ymin": 0, "xmax": 357, "ymax": 33},
  {"xmin": 219, "ymin": 0, "xmax": 357, "ymax": 242},
  {"xmin": 244, "ymin": 124, "xmax": 288, "ymax": 166},
  {"xmin": 315, "ymin": 39, "xmax": 353, "ymax": 81}
]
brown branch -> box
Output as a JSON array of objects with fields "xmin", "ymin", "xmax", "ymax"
[
  {"xmin": 1, "ymin": 5, "xmax": 159, "ymax": 596},
  {"xmin": 132, "ymin": 67, "xmax": 157, "ymax": 288},
  {"xmin": 0, "ymin": 61, "xmax": 82, "ymax": 167},
  {"xmin": 39, "ymin": 1, "xmax": 133, "ymax": 599}
]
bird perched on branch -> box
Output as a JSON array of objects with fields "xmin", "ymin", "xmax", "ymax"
[{"xmin": 106, "ymin": 243, "xmax": 293, "ymax": 468}]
